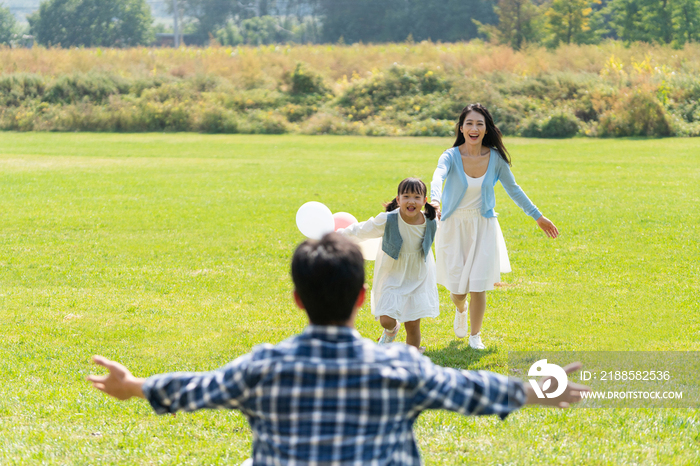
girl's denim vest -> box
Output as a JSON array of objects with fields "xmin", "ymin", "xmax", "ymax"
[{"xmin": 381, "ymin": 210, "xmax": 437, "ymax": 261}]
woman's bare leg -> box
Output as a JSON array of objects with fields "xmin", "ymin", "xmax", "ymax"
[
  {"xmin": 451, "ymin": 292, "xmax": 469, "ymax": 338},
  {"xmin": 450, "ymin": 293, "xmax": 468, "ymax": 313},
  {"xmin": 468, "ymin": 291, "xmax": 486, "ymax": 335}
]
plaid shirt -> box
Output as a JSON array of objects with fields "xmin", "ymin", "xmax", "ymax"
[{"xmin": 142, "ymin": 325, "xmax": 526, "ymax": 465}]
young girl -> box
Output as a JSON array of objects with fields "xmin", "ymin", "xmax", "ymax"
[
  {"xmin": 336, "ymin": 178, "xmax": 439, "ymax": 351},
  {"xmin": 430, "ymin": 103, "xmax": 559, "ymax": 350}
]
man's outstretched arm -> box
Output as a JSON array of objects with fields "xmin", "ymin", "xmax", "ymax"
[
  {"xmin": 414, "ymin": 361, "xmax": 528, "ymax": 419},
  {"xmin": 414, "ymin": 359, "xmax": 590, "ymax": 419},
  {"xmin": 524, "ymin": 362, "xmax": 590, "ymax": 408},
  {"xmin": 87, "ymin": 355, "xmax": 146, "ymax": 400},
  {"xmin": 87, "ymin": 353, "xmax": 254, "ymax": 414}
]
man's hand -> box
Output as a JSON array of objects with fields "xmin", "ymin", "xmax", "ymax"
[
  {"xmin": 87, "ymin": 355, "xmax": 145, "ymax": 400},
  {"xmin": 525, "ymin": 362, "xmax": 590, "ymax": 408},
  {"xmin": 536, "ymin": 215, "xmax": 559, "ymax": 239},
  {"xmin": 429, "ymin": 201, "xmax": 441, "ymax": 220}
]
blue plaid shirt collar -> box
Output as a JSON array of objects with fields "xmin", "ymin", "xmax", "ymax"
[{"xmin": 300, "ymin": 324, "xmax": 362, "ymax": 343}]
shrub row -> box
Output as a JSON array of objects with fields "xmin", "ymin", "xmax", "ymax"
[{"xmin": 1, "ymin": 65, "xmax": 699, "ymax": 137}]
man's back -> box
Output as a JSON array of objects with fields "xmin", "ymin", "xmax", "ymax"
[
  {"xmin": 90, "ymin": 235, "xmax": 586, "ymax": 465},
  {"xmin": 142, "ymin": 326, "xmax": 526, "ymax": 465}
]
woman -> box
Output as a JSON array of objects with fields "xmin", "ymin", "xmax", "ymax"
[{"xmin": 430, "ymin": 103, "xmax": 559, "ymax": 349}]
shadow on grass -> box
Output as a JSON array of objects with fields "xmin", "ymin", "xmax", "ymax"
[{"xmin": 424, "ymin": 340, "xmax": 498, "ymax": 370}]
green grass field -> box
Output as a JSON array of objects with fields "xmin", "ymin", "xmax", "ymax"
[{"xmin": 0, "ymin": 132, "xmax": 698, "ymax": 465}]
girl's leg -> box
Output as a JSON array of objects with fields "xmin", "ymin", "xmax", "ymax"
[
  {"xmin": 378, "ymin": 315, "xmax": 400, "ymax": 345},
  {"xmin": 379, "ymin": 315, "xmax": 398, "ymax": 331},
  {"xmin": 468, "ymin": 291, "xmax": 486, "ymax": 335},
  {"xmin": 404, "ymin": 319, "xmax": 421, "ymax": 348}
]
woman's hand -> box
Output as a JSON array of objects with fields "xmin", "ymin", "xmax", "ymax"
[
  {"xmin": 536, "ymin": 216, "xmax": 559, "ymax": 238},
  {"xmin": 429, "ymin": 201, "xmax": 441, "ymax": 220}
]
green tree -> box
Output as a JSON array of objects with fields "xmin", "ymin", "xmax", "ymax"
[
  {"xmin": 320, "ymin": 0, "xmax": 495, "ymax": 44},
  {"xmin": 28, "ymin": 0, "xmax": 153, "ymax": 47},
  {"xmin": 673, "ymin": 0, "xmax": 700, "ymax": 45},
  {"xmin": 607, "ymin": 0, "xmax": 643, "ymax": 42},
  {"xmin": 318, "ymin": 0, "xmax": 396, "ymax": 43},
  {"xmin": 406, "ymin": 0, "xmax": 497, "ymax": 42},
  {"xmin": 216, "ymin": 14, "xmax": 321, "ymax": 45},
  {"xmin": 608, "ymin": 0, "xmax": 700, "ymax": 45},
  {"xmin": 178, "ymin": 0, "xmax": 319, "ymax": 45},
  {"xmin": 545, "ymin": 0, "xmax": 600, "ymax": 46},
  {"xmin": 0, "ymin": 3, "xmax": 17, "ymax": 44},
  {"xmin": 642, "ymin": 0, "xmax": 674, "ymax": 44},
  {"xmin": 176, "ymin": 0, "xmax": 236, "ymax": 44},
  {"xmin": 477, "ymin": 0, "xmax": 544, "ymax": 49}
]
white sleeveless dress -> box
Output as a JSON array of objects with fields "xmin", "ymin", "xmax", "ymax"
[
  {"xmin": 338, "ymin": 211, "xmax": 439, "ymax": 322},
  {"xmin": 435, "ymin": 173, "xmax": 511, "ymax": 293}
]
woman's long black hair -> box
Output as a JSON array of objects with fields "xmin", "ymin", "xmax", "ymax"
[
  {"xmin": 452, "ymin": 103, "xmax": 511, "ymax": 166},
  {"xmin": 383, "ymin": 178, "xmax": 436, "ymax": 220}
]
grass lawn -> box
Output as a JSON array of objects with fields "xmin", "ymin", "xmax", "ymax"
[{"xmin": 0, "ymin": 132, "xmax": 698, "ymax": 465}]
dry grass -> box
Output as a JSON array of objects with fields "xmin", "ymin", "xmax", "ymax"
[
  {"xmin": 2, "ymin": 41, "xmax": 698, "ymax": 137},
  {"xmin": 2, "ymin": 41, "xmax": 699, "ymax": 89}
]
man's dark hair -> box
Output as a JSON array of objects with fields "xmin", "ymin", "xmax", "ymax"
[{"xmin": 291, "ymin": 233, "xmax": 365, "ymax": 325}]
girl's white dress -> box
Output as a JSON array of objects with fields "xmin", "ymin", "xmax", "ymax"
[
  {"xmin": 436, "ymin": 173, "xmax": 511, "ymax": 294},
  {"xmin": 338, "ymin": 211, "xmax": 440, "ymax": 323}
]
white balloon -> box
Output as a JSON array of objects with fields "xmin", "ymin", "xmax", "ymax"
[
  {"xmin": 358, "ymin": 237, "xmax": 381, "ymax": 261},
  {"xmin": 296, "ymin": 202, "xmax": 335, "ymax": 240}
]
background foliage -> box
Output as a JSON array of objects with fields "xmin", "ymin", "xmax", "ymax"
[
  {"xmin": 317, "ymin": 0, "xmax": 496, "ymax": 44},
  {"xmin": 1, "ymin": 41, "xmax": 700, "ymax": 137},
  {"xmin": 11, "ymin": 0, "xmax": 700, "ymax": 48},
  {"xmin": 0, "ymin": 3, "xmax": 17, "ymax": 44},
  {"xmin": 27, "ymin": 0, "xmax": 153, "ymax": 47}
]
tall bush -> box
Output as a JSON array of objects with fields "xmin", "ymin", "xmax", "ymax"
[
  {"xmin": 42, "ymin": 74, "xmax": 129, "ymax": 104},
  {"xmin": 0, "ymin": 74, "xmax": 45, "ymax": 106},
  {"xmin": 523, "ymin": 112, "xmax": 581, "ymax": 138},
  {"xmin": 284, "ymin": 63, "xmax": 330, "ymax": 98},
  {"xmin": 598, "ymin": 91, "xmax": 673, "ymax": 137},
  {"xmin": 1, "ymin": 44, "xmax": 699, "ymax": 138}
]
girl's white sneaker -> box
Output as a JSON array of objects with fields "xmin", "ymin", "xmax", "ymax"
[
  {"xmin": 453, "ymin": 309, "xmax": 468, "ymax": 338},
  {"xmin": 468, "ymin": 333, "xmax": 486, "ymax": 350}
]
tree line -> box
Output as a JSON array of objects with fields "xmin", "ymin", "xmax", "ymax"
[
  {"xmin": 0, "ymin": 0, "xmax": 698, "ymax": 48},
  {"xmin": 482, "ymin": 0, "xmax": 700, "ymax": 49}
]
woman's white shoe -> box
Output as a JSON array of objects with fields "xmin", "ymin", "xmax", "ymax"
[
  {"xmin": 469, "ymin": 333, "xmax": 486, "ymax": 350},
  {"xmin": 453, "ymin": 309, "xmax": 468, "ymax": 338}
]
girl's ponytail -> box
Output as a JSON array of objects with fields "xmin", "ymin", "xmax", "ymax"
[
  {"xmin": 384, "ymin": 198, "xmax": 399, "ymax": 212},
  {"xmin": 423, "ymin": 201, "xmax": 436, "ymax": 220}
]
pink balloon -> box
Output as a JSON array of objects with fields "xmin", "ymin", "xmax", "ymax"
[{"xmin": 333, "ymin": 212, "xmax": 358, "ymax": 230}]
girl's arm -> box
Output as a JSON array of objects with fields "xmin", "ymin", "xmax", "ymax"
[
  {"xmin": 336, "ymin": 213, "xmax": 387, "ymax": 241},
  {"xmin": 430, "ymin": 151, "xmax": 452, "ymax": 206},
  {"xmin": 498, "ymin": 161, "xmax": 559, "ymax": 238}
]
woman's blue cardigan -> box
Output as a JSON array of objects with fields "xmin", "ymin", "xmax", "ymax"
[{"xmin": 430, "ymin": 147, "xmax": 542, "ymax": 221}]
